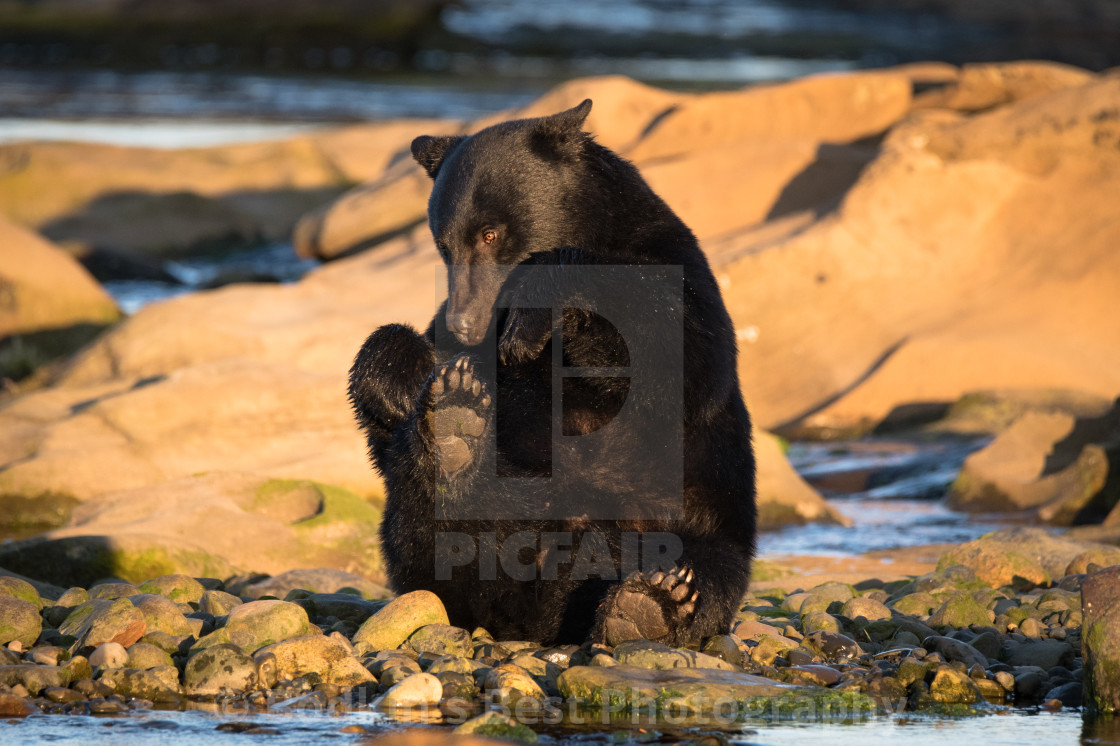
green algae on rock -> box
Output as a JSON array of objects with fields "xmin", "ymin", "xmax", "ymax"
[
  {"xmin": 454, "ymin": 711, "xmax": 538, "ymax": 743},
  {"xmin": 194, "ymin": 599, "xmax": 311, "ymax": 654},
  {"xmin": 613, "ymin": 640, "xmax": 740, "ymax": 671},
  {"xmin": 126, "ymin": 593, "xmax": 194, "ymax": 637},
  {"xmin": 137, "ymin": 574, "xmax": 206, "ymax": 604},
  {"xmin": 352, "ymin": 590, "xmax": 449, "ymax": 654},
  {"xmin": 0, "ymin": 577, "xmax": 44, "ymax": 608},
  {"xmin": 59, "ymin": 598, "xmax": 146, "ymax": 649},
  {"xmin": 928, "ymin": 591, "xmax": 993, "ymax": 628},
  {"xmin": 184, "ymin": 643, "xmax": 260, "ymax": 697},
  {"xmin": 256, "ymin": 634, "xmax": 374, "ymax": 687},
  {"xmin": 558, "ymin": 663, "xmax": 799, "ymax": 713},
  {"xmin": 1082, "ymin": 565, "xmax": 1120, "ymax": 712},
  {"xmin": 0, "ymin": 596, "xmax": 42, "ymax": 648},
  {"xmin": 408, "ymin": 624, "xmax": 474, "ymax": 658}
]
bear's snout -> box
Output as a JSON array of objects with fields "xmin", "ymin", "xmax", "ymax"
[{"xmin": 445, "ymin": 308, "xmax": 488, "ymax": 346}]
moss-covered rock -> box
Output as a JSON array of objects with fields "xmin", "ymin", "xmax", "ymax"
[
  {"xmin": 0, "ymin": 597, "xmax": 42, "ymax": 648},
  {"xmin": 427, "ymin": 654, "xmax": 481, "ymax": 676},
  {"xmin": 484, "ymin": 664, "xmax": 548, "ymax": 705},
  {"xmin": 184, "ymin": 642, "xmax": 259, "ymax": 696},
  {"xmin": 928, "ymin": 592, "xmax": 992, "ymax": 628},
  {"xmin": 255, "ymin": 634, "xmax": 374, "ymax": 687},
  {"xmin": 0, "ymin": 577, "xmax": 42, "ymax": 609},
  {"xmin": 59, "ymin": 598, "xmax": 146, "ymax": 649},
  {"xmin": 892, "ymin": 592, "xmax": 939, "ymax": 617},
  {"xmin": 613, "ymin": 640, "xmax": 739, "ymax": 671},
  {"xmin": 929, "ymin": 666, "xmax": 982, "ymax": 704},
  {"xmin": 0, "ymin": 536, "xmax": 238, "ymax": 588},
  {"xmin": 407, "ymin": 624, "xmax": 473, "ymax": 658},
  {"xmin": 454, "ymin": 711, "xmax": 538, "ymax": 743},
  {"xmin": 557, "ymin": 663, "xmax": 848, "ymax": 716},
  {"xmin": 352, "ymin": 590, "xmax": 449, "ymax": 653},
  {"xmin": 127, "ymin": 593, "xmax": 194, "ymax": 637},
  {"xmin": 0, "ymin": 664, "xmax": 68, "ymax": 695},
  {"xmin": 1067, "ymin": 548, "xmax": 1120, "ymax": 576},
  {"xmin": 195, "ymin": 599, "xmax": 309, "ymax": 654},
  {"xmin": 89, "ymin": 582, "xmax": 141, "ymax": 600},
  {"xmin": 125, "ymin": 641, "xmax": 174, "ymax": 670},
  {"xmin": 800, "ymin": 610, "xmax": 842, "ymax": 635},
  {"xmin": 841, "ymin": 597, "xmax": 891, "ymax": 622},
  {"xmin": 137, "ymin": 574, "xmax": 206, "ymax": 604},
  {"xmin": 938, "ymin": 543, "xmax": 1049, "ymax": 591},
  {"xmin": 199, "ymin": 589, "xmax": 243, "ymax": 617},
  {"xmin": 99, "ymin": 665, "xmax": 181, "ymax": 701},
  {"xmin": 749, "ymin": 634, "xmax": 800, "ymax": 665}
]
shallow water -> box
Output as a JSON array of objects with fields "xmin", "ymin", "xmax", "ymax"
[
  {"xmin": 758, "ymin": 438, "xmax": 1005, "ymax": 556},
  {"xmin": 0, "ymin": 70, "xmax": 540, "ymax": 127},
  {"xmin": 7, "ymin": 704, "xmax": 1113, "ymax": 745},
  {"xmin": 101, "ymin": 242, "xmax": 319, "ymax": 315}
]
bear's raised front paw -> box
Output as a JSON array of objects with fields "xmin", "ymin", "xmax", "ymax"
[
  {"xmin": 428, "ymin": 354, "xmax": 491, "ymax": 478},
  {"xmin": 498, "ymin": 306, "xmax": 553, "ymax": 365},
  {"xmin": 598, "ymin": 565, "xmax": 698, "ymax": 646}
]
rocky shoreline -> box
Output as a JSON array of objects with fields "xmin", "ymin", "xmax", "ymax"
[{"xmin": 2, "ymin": 528, "xmax": 1119, "ymax": 734}]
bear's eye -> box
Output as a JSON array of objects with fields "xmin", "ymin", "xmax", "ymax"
[{"xmin": 481, "ymin": 228, "xmax": 498, "ymax": 245}]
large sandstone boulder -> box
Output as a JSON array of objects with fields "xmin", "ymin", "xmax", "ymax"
[
  {"xmin": 948, "ymin": 402, "xmax": 1120, "ymax": 523},
  {"xmin": 755, "ymin": 433, "xmax": 849, "ymax": 531},
  {"xmin": 294, "ymin": 72, "xmax": 907, "ymax": 259},
  {"xmin": 0, "ymin": 473, "xmax": 382, "ymax": 587},
  {"xmin": 294, "ymin": 76, "xmax": 689, "ymax": 260},
  {"xmin": 937, "ymin": 527, "xmax": 1113, "ymax": 588},
  {"xmin": 298, "ymin": 67, "xmax": 1120, "ymax": 436},
  {"xmin": 713, "ymin": 75, "xmax": 1120, "ymax": 431},
  {"xmin": 913, "ymin": 61, "xmax": 1095, "ymax": 112},
  {"xmin": 0, "ymin": 359, "xmax": 376, "ymax": 500},
  {"xmin": 0, "ymin": 215, "xmax": 118, "ymax": 338},
  {"xmin": 0, "ymin": 119, "xmax": 448, "ymax": 258}
]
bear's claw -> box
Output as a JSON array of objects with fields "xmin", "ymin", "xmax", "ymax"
[
  {"xmin": 598, "ymin": 565, "xmax": 698, "ymax": 646},
  {"xmin": 428, "ymin": 354, "xmax": 490, "ymax": 477}
]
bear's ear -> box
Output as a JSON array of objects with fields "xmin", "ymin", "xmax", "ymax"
[
  {"xmin": 530, "ymin": 99, "xmax": 593, "ymax": 161},
  {"xmin": 551, "ymin": 99, "xmax": 593, "ymax": 131},
  {"xmin": 411, "ymin": 134, "xmax": 465, "ymax": 179}
]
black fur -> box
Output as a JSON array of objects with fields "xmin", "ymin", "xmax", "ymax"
[{"xmin": 349, "ymin": 100, "xmax": 757, "ymax": 646}]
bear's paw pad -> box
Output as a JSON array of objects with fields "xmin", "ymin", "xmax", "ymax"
[
  {"xmin": 429, "ymin": 355, "xmax": 490, "ymax": 477},
  {"xmin": 601, "ymin": 566, "xmax": 697, "ymax": 646}
]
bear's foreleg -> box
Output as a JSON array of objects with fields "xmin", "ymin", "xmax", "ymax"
[{"xmin": 348, "ymin": 324, "xmax": 435, "ymax": 464}]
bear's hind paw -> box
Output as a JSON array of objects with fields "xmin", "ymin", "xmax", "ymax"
[{"xmin": 597, "ymin": 565, "xmax": 698, "ymax": 647}]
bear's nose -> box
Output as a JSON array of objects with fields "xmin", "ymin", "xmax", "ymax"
[{"xmin": 446, "ymin": 312, "xmax": 470, "ymax": 335}]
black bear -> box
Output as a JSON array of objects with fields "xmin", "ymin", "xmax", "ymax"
[{"xmin": 349, "ymin": 99, "xmax": 756, "ymax": 646}]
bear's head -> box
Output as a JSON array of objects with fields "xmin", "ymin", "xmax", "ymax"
[{"xmin": 411, "ymin": 99, "xmax": 593, "ymax": 347}]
